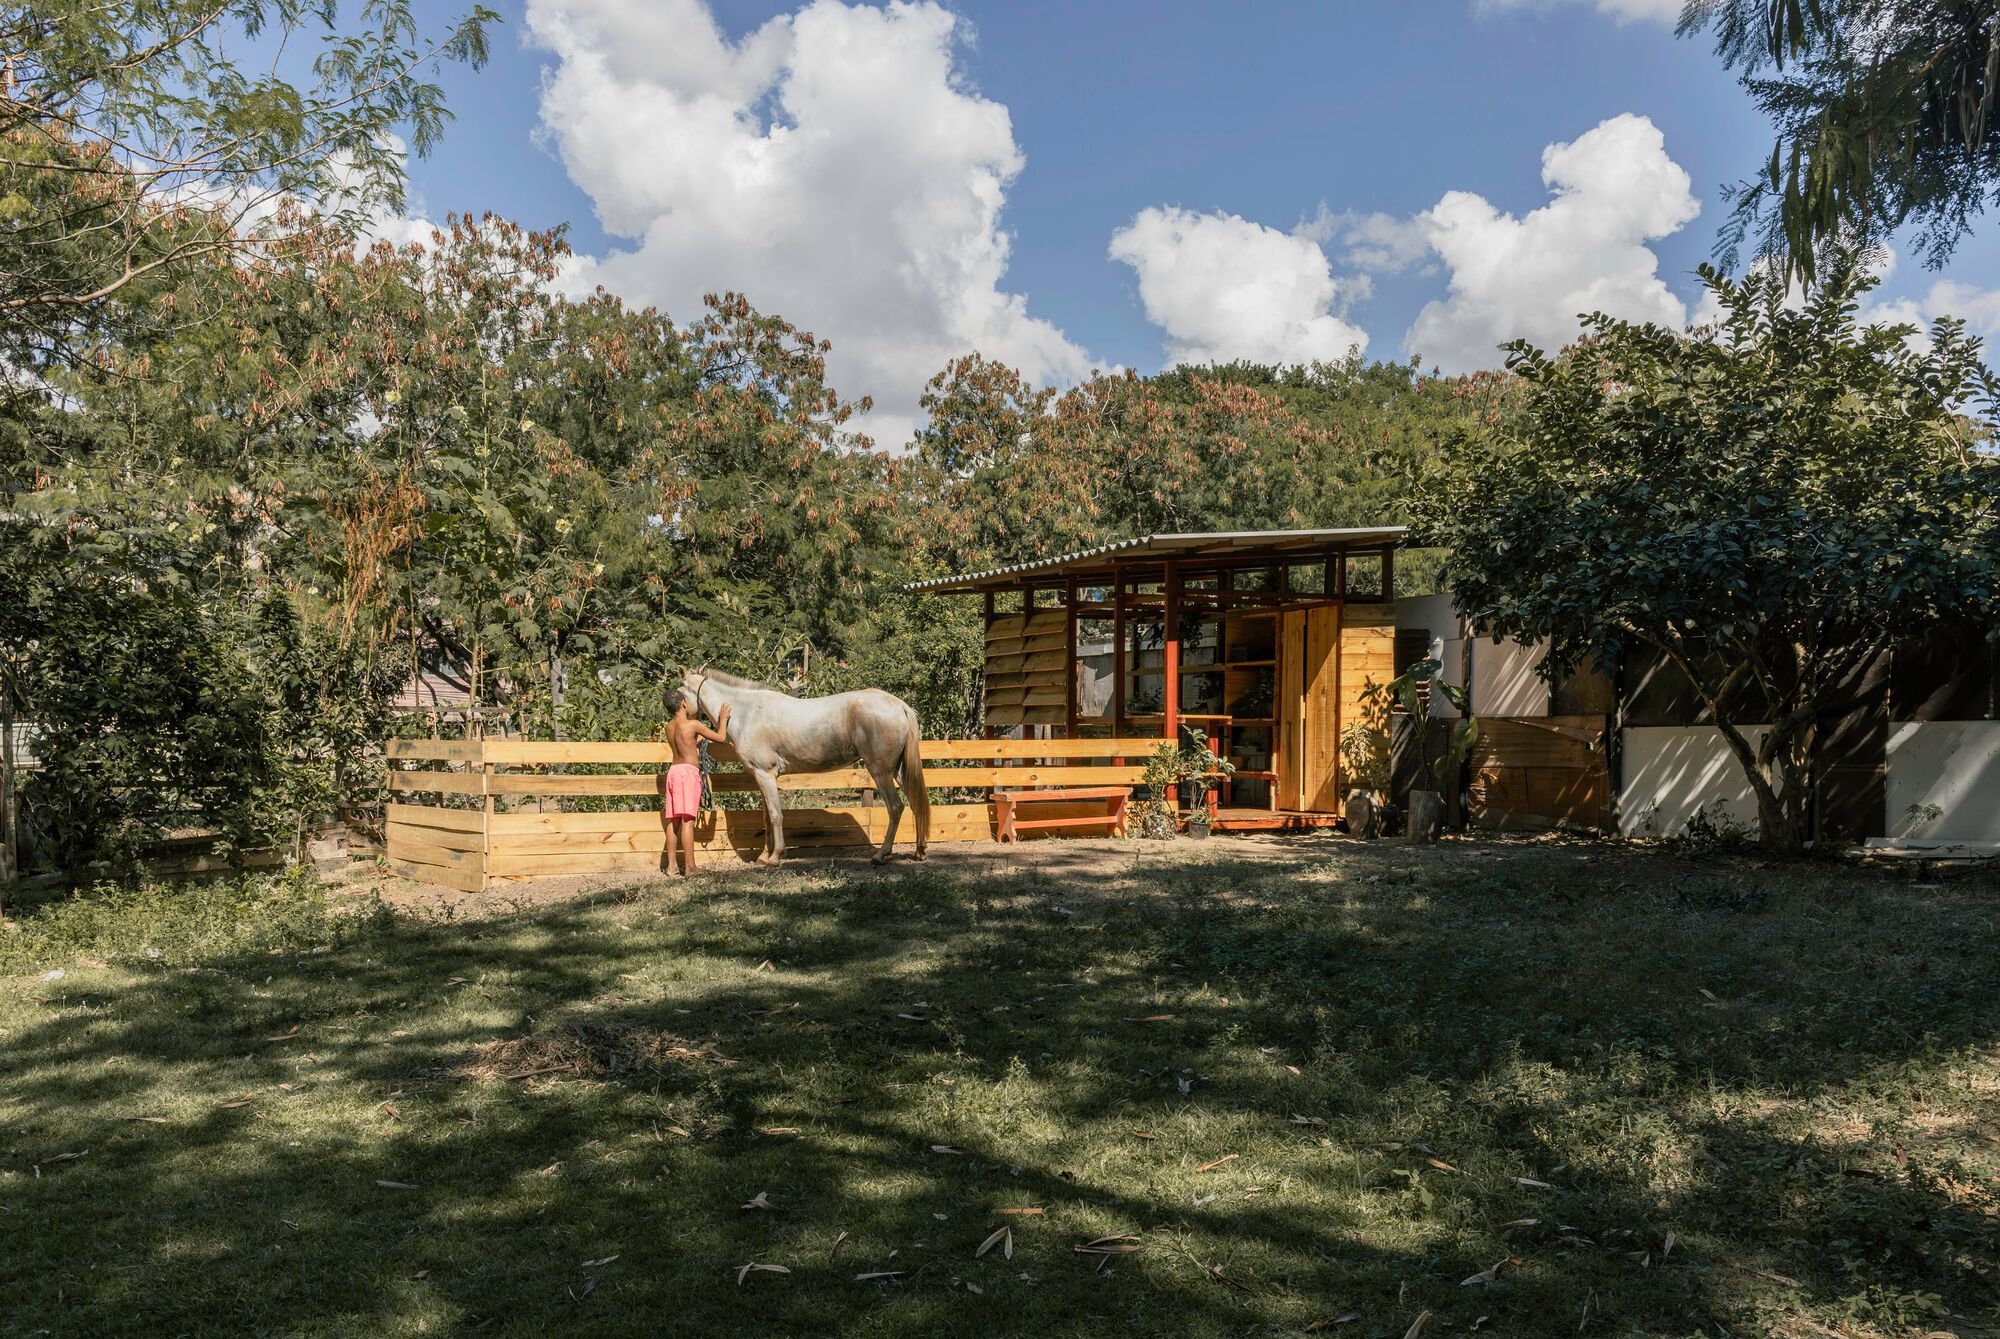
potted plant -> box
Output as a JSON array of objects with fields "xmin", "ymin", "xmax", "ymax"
[
  {"xmin": 1179, "ymin": 729, "xmax": 1235, "ymax": 840},
  {"xmin": 1339, "ymin": 687, "xmax": 1393, "ymax": 838},
  {"xmin": 1359, "ymin": 654, "xmax": 1478, "ymax": 844},
  {"xmin": 1132, "ymin": 731, "xmax": 1236, "ymax": 840},
  {"xmin": 1134, "ymin": 740, "xmax": 1187, "ymax": 840}
]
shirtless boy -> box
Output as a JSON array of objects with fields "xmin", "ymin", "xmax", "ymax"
[{"xmin": 661, "ymin": 686, "xmax": 730, "ymax": 877}]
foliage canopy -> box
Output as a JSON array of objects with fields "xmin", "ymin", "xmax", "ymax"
[{"xmin": 1414, "ymin": 256, "xmax": 2000, "ymax": 848}]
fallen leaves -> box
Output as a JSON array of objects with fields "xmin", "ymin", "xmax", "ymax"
[
  {"xmin": 735, "ymin": 1262, "xmax": 788, "ymax": 1285},
  {"xmin": 1305, "ymin": 1314, "xmax": 1361, "ymax": 1330},
  {"xmin": 1196, "ymin": 1154, "xmax": 1239, "ymax": 1173},
  {"xmin": 1460, "ymin": 1257, "xmax": 1520, "ymax": 1286},
  {"xmin": 1423, "ymin": 1157, "xmax": 1459, "ymax": 1174},
  {"xmin": 1402, "ymin": 1309, "xmax": 1433, "ymax": 1339},
  {"xmin": 1074, "ymin": 1235, "xmax": 1142, "ymax": 1255},
  {"xmin": 374, "ymin": 1180, "xmax": 418, "ymax": 1191},
  {"xmin": 32, "ymin": 1150, "xmax": 86, "ymax": 1176},
  {"xmin": 975, "ymin": 1226, "xmax": 1013, "ymax": 1259},
  {"xmin": 1122, "ymin": 1014, "xmax": 1176, "ymax": 1023},
  {"xmin": 853, "ymin": 1271, "xmax": 904, "ymax": 1282},
  {"xmin": 829, "ymin": 1231, "xmax": 849, "ymax": 1261},
  {"xmin": 741, "ymin": 1191, "xmax": 772, "ymax": 1211},
  {"xmin": 1511, "ymin": 1176, "xmax": 1553, "ymax": 1189},
  {"xmin": 995, "ymin": 1207, "xmax": 1043, "ymax": 1216}
]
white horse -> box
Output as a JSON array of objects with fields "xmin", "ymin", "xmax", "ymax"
[{"xmin": 682, "ymin": 669, "xmax": 930, "ymax": 865}]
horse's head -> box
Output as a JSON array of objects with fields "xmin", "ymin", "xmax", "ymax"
[{"xmin": 680, "ymin": 666, "xmax": 712, "ymax": 719}]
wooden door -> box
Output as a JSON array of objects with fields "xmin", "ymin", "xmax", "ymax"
[{"xmin": 1277, "ymin": 606, "xmax": 1341, "ymax": 811}]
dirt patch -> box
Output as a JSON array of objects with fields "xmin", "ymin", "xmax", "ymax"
[{"xmin": 451, "ymin": 1023, "xmax": 739, "ymax": 1083}]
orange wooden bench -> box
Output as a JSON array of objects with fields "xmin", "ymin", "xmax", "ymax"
[{"xmin": 995, "ymin": 786, "xmax": 1131, "ymax": 842}]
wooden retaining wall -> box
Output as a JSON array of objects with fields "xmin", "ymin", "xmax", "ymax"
[
  {"xmin": 384, "ymin": 737, "xmax": 1163, "ymax": 891},
  {"xmin": 1466, "ymin": 715, "xmax": 1611, "ymax": 832}
]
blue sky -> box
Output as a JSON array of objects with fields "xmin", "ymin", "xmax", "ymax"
[{"xmin": 403, "ymin": 0, "xmax": 2000, "ymax": 440}]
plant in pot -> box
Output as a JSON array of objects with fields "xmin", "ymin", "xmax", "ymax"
[
  {"xmin": 1179, "ymin": 730, "xmax": 1235, "ymax": 839},
  {"xmin": 1132, "ymin": 731, "xmax": 1235, "ymax": 840},
  {"xmin": 1339, "ymin": 685, "xmax": 1393, "ymax": 838},
  {"xmin": 1134, "ymin": 741, "xmax": 1185, "ymax": 840},
  {"xmin": 1360, "ymin": 654, "xmax": 1478, "ymax": 843}
]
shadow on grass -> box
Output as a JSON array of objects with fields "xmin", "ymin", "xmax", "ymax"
[{"xmin": 3, "ymin": 843, "xmax": 1998, "ymax": 1336}]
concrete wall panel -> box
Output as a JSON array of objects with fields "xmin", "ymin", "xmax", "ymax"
[{"xmin": 1885, "ymin": 721, "xmax": 2000, "ymax": 841}]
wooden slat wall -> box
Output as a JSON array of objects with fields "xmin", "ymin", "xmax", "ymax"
[
  {"xmin": 1466, "ymin": 715, "xmax": 1610, "ymax": 832},
  {"xmin": 985, "ymin": 609, "xmax": 1069, "ymax": 727}
]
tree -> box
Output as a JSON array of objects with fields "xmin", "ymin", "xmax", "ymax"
[
  {"xmin": 1684, "ymin": 0, "xmax": 2000, "ymax": 282},
  {"xmin": 1412, "ymin": 257, "xmax": 2000, "ymax": 851},
  {"xmin": 0, "ymin": 1, "xmax": 495, "ymax": 368}
]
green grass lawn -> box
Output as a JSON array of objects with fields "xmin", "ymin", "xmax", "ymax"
[{"xmin": 3, "ymin": 839, "xmax": 1997, "ymax": 1338}]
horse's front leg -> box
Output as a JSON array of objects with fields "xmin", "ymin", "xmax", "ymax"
[{"xmin": 751, "ymin": 768, "xmax": 784, "ymax": 866}]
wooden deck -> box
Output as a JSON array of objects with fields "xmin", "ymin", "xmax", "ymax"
[{"xmin": 1208, "ymin": 807, "xmax": 1345, "ymax": 832}]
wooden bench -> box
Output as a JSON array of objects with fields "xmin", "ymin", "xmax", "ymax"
[{"xmin": 995, "ymin": 786, "xmax": 1131, "ymax": 843}]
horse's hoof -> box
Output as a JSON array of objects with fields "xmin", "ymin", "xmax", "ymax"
[
  {"xmin": 870, "ymin": 853, "xmax": 890, "ymax": 866},
  {"xmin": 912, "ymin": 849, "xmax": 928, "ymax": 862},
  {"xmin": 756, "ymin": 856, "xmax": 780, "ymax": 868}
]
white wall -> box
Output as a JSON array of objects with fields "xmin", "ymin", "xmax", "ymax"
[
  {"xmin": 1394, "ymin": 594, "xmax": 1465, "ymax": 718},
  {"xmin": 1618, "ymin": 725, "xmax": 1770, "ymax": 838},
  {"xmin": 1886, "ymin": 721, "xmax": 2000, "ymax": 841},
  {"xmin": 1472, "ymin": 637, "xmax": 1549, "ymax": 718}
]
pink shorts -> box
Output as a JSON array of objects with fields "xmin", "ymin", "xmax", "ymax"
[{"xmin": 663, "ymin": 763, "xmax": 702, "ymax": 821}]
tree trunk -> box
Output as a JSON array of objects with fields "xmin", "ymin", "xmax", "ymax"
[
  {"xmin": 1711, "ymin": 718, "xmax": 1808, "ymax": 853},
  {"xmin": 0, "ymin": 667, "xmax": 16, "ymax": 906}
]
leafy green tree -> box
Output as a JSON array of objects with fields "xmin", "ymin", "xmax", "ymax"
[
  {"xmin": 1413, "ymin": 257, "xmax": 2000, "ymax": 850},
  {"xmin": 1685, "ymin": 0, "xmax": 2000, "ymax": 281},
  {"xmin": 0, "ymin": 1, "xmax": 495, "ymax": 367}
]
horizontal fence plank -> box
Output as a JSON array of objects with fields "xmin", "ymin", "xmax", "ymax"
[
  {"xmin": 388, "ymin": 834, "xmax": 485, "ymax": 869},
  {"xmin": 386, "ymin": 821, "xmax": 484, "ymax": 855},
  {"xmin": 457, "ymin": 738, "xmax": 1166, "ymax": 769},
  {"xmin": 488, "ymin": 773, "xmax": 664, "ymax": 797},
  {"xmin": 385, "ymin": 739, "xmax": 484, "ymax": 762},
  {"xmin": 483, "ymin": 741, "xmax": 672, "ymax": 765},
  {"xmin": 480, "ymin": 763, "xmax": 1146, "ymax": 796},
  {"xmin": 923, "ymin": 738, "xmax": 1161, "ymax": 759},
  {"xmin": 387, "ymin": 855, "xmax": 484, "ymax": 894},
  {"xmin": 388, "ymin": 771, "xmax": 485, "ymax": 796},
  {"xmin": 386, "ymin": 802, "xmax": 485, "ymax": 833}
]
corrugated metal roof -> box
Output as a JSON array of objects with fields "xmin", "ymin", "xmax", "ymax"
[{"xmin": 906, "ymin": 526, "xmax": 1407, "ymax": 593}]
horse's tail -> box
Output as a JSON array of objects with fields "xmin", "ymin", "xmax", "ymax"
[{"xmin": 901, "ymin": 707, "xmax": 930, "ymax": 853}]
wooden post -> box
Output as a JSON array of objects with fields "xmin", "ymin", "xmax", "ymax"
[
  {"xmin": 1163, "ymin": 559, "xmax": 1182, "ymax": 742},
  {"xmin": 1063, "ymin": 576, "xmax": 1078, "ymax": 739},
  {"xmin": 982, "ymin": 589, "xmax": 997, "ymax": 739},
  {"xmin": 1381, "ymin": 544, "xmax": 1395, "ymax": 601},
  {"xmin": 481, "ymin": 740, "xmax": 495, "ymax": 893},
  {"xmin": 0, "ymin": 665, "xmax": 16, "ymax": 892},
  {"xmin": 1111, "ymin": 567, "xmax": 1127, "ymax": 742}
]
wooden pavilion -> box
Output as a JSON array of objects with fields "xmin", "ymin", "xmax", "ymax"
[{"xmin": 910, "ymin": 527, "xmax": 1404, "ymax": 830}]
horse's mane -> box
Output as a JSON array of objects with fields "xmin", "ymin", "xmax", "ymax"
[{"xmin": 700, "ymin": 668, "xmax": 786, "ymax": 693}]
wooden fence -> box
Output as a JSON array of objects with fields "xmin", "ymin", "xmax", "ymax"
[{"xmin": 384, "ymin": 737, "xmax": 1164, "ymax": 892}]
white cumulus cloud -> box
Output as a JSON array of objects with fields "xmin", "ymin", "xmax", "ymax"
[
  {"xmin": 1404, "ymin": 112, "xmax": 1700, "ymax": 370},
  {"xmin": 1109, "ymin": 206, "xmax": 1369, "ymax": 369},
  {"xmin": 524, "ymin": 0, "xmax": 1094, "ymax": 446}
]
